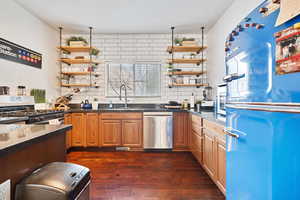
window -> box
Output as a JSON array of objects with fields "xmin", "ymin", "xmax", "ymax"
[{"xmin": 106, "ymin": 63, "xmax": 161, "ymax": 97}]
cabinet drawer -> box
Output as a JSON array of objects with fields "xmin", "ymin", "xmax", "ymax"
[
  {"xmin": 203, "ymin": 119, "xmax": 224, "ymax": 136},
  {"xmin": 191, "ymin": 114, "xmax": 202, "ymax": 126},
  {"xmin": 101, "ymin": 112, "xmax": 142, "ymax": 120}
]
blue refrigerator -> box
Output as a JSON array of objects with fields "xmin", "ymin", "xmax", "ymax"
[{"xmin": 224, "ymin": 1, "xmax": 300, "ymax": 199}]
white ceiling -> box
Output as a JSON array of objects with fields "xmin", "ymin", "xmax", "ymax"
[{"xmin": 14, "ymin": 0, "xmax": 234, "ymax": 33}]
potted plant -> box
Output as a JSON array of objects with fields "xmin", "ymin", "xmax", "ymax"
[
  {"xmin": 166, "ymin": 64, "xmax": 174, "ymax": 72},
  {"xmin": 190, "ymin": 53, "xmax": 196, "ymax": 59},
  {"xmin": 66, "ymin": 36, "xmax": 88, "ymax": 46},
  {"xmin": 182, "ymin": 37, "xmax": 197, "ymax": 46},
  {"xmin": 90, "ymin": 48, "xmax": 100, "ymax": 59},
  {"xmin": 61, "ymin": 50, "xmax": 70, "ymax": 59},
  {"xmin": 174, "ymin": 38, "xmax": 183, "ymax": 46}
]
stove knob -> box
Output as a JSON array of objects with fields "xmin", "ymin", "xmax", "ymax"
[{"xmin": 259, "ymin": 7, "xmax": 268, "ymax": 14}]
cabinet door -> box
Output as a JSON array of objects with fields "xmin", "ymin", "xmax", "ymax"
[
  {"xmin": 190, "ymin": 130, "xmax": 203, "ymax": 164},
  {"xmin": 64, "ymin": 114, "xmax": 72, "ymax": 149},
  {"xmin": 216, "ymin": 138, "xmax": 226, "ymax": 194},
  {"xmin": 122, "ymin": 120, "xmax": 142, "ymax": 147},
  {"xmin": 101, "ymin": 120, "xmax": 122, "ymax": 146},
  {"xmin": 71, "ymin": 113, "xmax": 86, "ymax": 147},
  {"xmin": 173, "ymin": 112, "xmax": 189, "ymax": 149},
  {"xmin": 203, "ymin": 129, "xmax": 216, "ymax": 179},
  {"xmin": 86, "ymin": 113, "xmax": 99, "ymax": 147}
]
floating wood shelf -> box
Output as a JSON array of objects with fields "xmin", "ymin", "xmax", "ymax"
[
  {"xmin": 168, "ymin": 71, "xmax": 206, "ymax": 76},
  {"xmin": 61, "ymin": 72, "xmax": 90, "ymax": 76},
  {"xmin": 167, "ymin": 59, "xmax": 206, "ymax": 65},
  {"xmin": 59, "ymin": 58, "xmax": 101, "ymax": 65},
  {"xmin": 167, "ymin": 46, "xmax": 207, "ymax": 54},
  {"xmin": 169, "ymin": 83, "xmax": 209, "ymax": 88},
  {"xmin": 61, "ymin": 83, "xmax": 97, "ymax": 87},
  {"xmin": 58, "ymin": 46, "xmax": 99, "ymax": 53}
]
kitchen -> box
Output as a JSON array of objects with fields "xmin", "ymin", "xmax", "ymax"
[{"xmin": 0, "ymin": 0, "xmax": 300, "ymax": 199}]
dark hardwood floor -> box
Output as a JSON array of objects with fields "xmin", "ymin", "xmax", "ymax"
[{"xmin": 67, "ymin": 151, "xmax": 225, "ymax": 200}]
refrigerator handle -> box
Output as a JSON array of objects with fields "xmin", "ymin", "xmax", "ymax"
[
  {"xmin": 223, "ymin": 73, "xmax": 245, "ymax": 82},
  {"xmin": 223, "ymin": 127, "xmax": 240, "ymax": 138}
]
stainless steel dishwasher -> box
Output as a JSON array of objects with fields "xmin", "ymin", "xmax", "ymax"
[{"xmin": 143, "ymin": 112, "xmax": 173, "ymax": 149}]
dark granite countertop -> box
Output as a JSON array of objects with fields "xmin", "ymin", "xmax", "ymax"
[
  {"xmin": 0, "ymin": 124, "xmax": 72, "ymax": 154},
  {"xmin": 0, "ymin": 117, "xmax": 28, "ymax": 124}
]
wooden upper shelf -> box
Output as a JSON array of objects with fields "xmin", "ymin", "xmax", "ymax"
[
  {"xmin": 61, "ymin": 83, "xmax": 98, "ymax": 88},
  {"xmin": 169, "ymin": 83, "xmax": 209, "ymax": 88},
  {"xmin": 167, "ymin": 46, "xmax": 207, "ymax": 54},
  {"xmin": 167, "ymin": 71, "xmax": 206, "ymax": 76},
  {"xmin": 59, "ymin": 58, "xmax": 102, "ymax": 65},
  {"xmin": 167, "ymin": 58, "xmax": 206, "ymax": 65},
  {"xmin": 58, "ymin": 46, "xmax": 98, "ymax": 53}
]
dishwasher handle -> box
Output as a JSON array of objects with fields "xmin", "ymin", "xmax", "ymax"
[{"xmin": 143, "ymin": 112, "xmax": 173, "ymax": 116}]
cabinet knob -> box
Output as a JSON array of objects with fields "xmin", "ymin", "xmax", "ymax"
[{"xmin": 272, "ymin": 0, "xmax": 280, "ymax": 4}]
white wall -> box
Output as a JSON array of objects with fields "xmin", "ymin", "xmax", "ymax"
[
  {"xmin": 0, "ymin": 0, "xmax": 59, "ymax": 100},
  {"xmin": 207, "ymin": 0, "xmax": 264, "ymax": 98},
  {"xmin": 62, "ymin": 33, "xmax": 207, "ymax": 104}
]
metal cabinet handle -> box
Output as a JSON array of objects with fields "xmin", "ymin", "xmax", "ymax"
[
  {"xmin": 223, "ymin": 73, "xmax": 245, "ymax": 82},
  {"xmin": 223, "ymin": 128, "xmax": 239, "ymax": 138}
]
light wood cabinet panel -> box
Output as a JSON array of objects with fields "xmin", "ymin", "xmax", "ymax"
[
  {"xmin": 216, "ymin": 138, "xmax": 226, "ymax": 194},
  {"xmin": 71, "ymin": 113, "xmax": 86, "ymax": 147},
  {"xmin": 122, "ymin": 120, "xmax": 142, "ymax": 147},
  {"xmin": 86, "ymin": 113, "xmax": 99, "ymax": 147},
  {"xmin": 64, "ymin": 114, "xmax": 72, "ymax": 149},
  {"xmin": 173, "ymin": 112, "xmax": 189, "ymax": 149},
  {"xmin": 101, "ymin": 120, "xmax": 122, "ymax": 146},
  {"xmin": 190, "ymin": 130, "xmax": 203, "ymax": 164},
  {"xmin": 203, "ymin": 129, "xmax": 216, "ymax": 179}
]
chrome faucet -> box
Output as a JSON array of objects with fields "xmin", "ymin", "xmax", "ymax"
[{"xmin": 119, "ymin": 83, "xmax": 128, "ymax": 108}]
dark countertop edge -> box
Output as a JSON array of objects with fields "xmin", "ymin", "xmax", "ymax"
[
  {"xmin": 188, "ymin": 110, "xmax": 226, "ymax": 126},
  {"xmin": 0, "ymin": 125, "xmax": 72, "ymax": 157},
  {"xmin": 64, "ymin": 109, "xmax": 186, "ymax": 113},
  {"xmin": 0, "ymin": 117, "xmax": 29, "ymax": 124}
]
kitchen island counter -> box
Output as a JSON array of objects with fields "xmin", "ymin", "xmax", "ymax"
[{"xmin": 0, "ymin": 124, "xmax": 71, "ymax": 155}]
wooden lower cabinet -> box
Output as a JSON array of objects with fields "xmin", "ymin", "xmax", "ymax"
[
  {"xmin": 216, "ymin": 138, "xmax": 226, "ymax": 194},
  {"xmin": 190, "ymin": 130, "xmax": 203, "ymax": 164},
  {"xmin": 189, "ymin": 114, "xmax": 226, "ymax": 196},
  {"xmin": 64, "ymin": 114, "xmax": 72, "ymax": 149},
  {"xmin": 122, "ymin": 120, "xmax": 142, "ymax": 147},
  {"xmin": 173, "ymin": 112, "xmax": 189, "ymax": 149},
  {"xmin": 203, "ymin": 129, "xmax": 216, "ymax": 179},
  {"xmin": 86, "ymin": 113, "xmax": 99, "ymax": 146},
  {"xmin": 101, "ymin": 120, "xmax": 122, "ymax": 146},
  {"xmin": 71, "ymin": 113, "xmax": 86, "ymax": 147}
]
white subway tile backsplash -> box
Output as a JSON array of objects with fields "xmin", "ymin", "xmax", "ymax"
[{"xmin": 62, "ymin": 33, "xmax": 206, "ymax": 103}]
